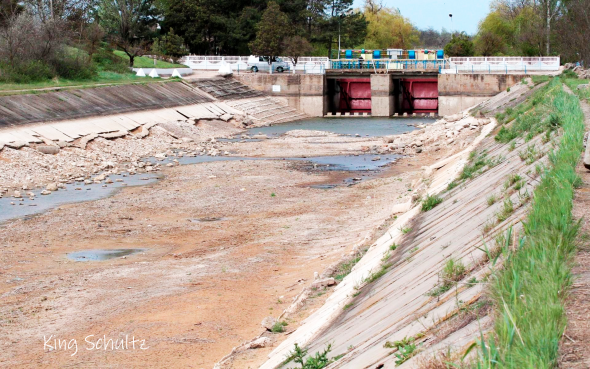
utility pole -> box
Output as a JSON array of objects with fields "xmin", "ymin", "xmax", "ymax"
[{"xmin": 338, "ymin": 16, "xmax": 341, "ymax": 59}]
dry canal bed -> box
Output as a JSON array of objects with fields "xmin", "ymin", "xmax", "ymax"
[{"xmin": 0, "ymin": 117, "xmax": 439, "ymax": 368}]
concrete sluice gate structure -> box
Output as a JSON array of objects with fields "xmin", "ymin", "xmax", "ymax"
[{"xmin": 236, "ymin": 72, "xmax": 530, "ymax": 118}]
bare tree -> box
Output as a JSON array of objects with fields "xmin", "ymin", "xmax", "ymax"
[{"xmin": 0, "ymin": 12, "xmax": 35, "ymax": 67}]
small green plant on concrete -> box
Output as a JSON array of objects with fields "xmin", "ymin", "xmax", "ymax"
[
  {"xmin": 518, "ymin": 144, "xmax": 540, "ymax": 164},
  {"xmin": 467, "ymin": 277, "xmax": 478, "ymax": 287},
  {"xmin": 496, "ymin": 198, "xmax": 514, "ymax": 222},
  {"xmin": 427, "ymin": 283, "xmax": 452, "ymax": 297},
  {"xmin": 518, "ymin": 189, "xmax": 531, "ymax": 203},
  {"xmin": 286, "ymin": 343, "xmax": 333, "ymax": 369},
  {"xmin": 509, "ymin": 141, "xmax": 516, "ymax": 151},
  {"xmin": 421, "ymin": 194, "xmax": 443, "ymax": 211},
  {"xmin": 447, "ymin": 180, "xmax": 458, "ymax": 191},
  {"xmin": 410, "ymin": 246, "xmax": 419, "ymax": 253},
  {"xmin": 271, "ymin": 192, "xmax": 276, "ymax": 197},
  {"xmin": 334, "ymin": 254, "xmax": 362, "ymax": 281},
  {"xmin": 514, "ymin": 180, "xmax": 526, "ymax": 191},
  {"xmin": 390, "ymin": 243, "xmax": 398, "ymax": 251},
  {"xmin": 364, "ymin": 263, "xmax": 391, "ymax": 284},
  {"xmin": 384, "ymin": 337, "xmax": 418, "ymax": 365},
  {"xmin": 400, "ymin": 226, "xmax": 412, "ymax": 234},
  {"xmin": 343, "ymin": 303, "xmax": 353, "ymax": 310},
  {"xmin": 506, "ymin": 174, "xmax": 522, "ymax": 188},
  {"xmin": 441, "ymin": 258, "xmax": 466, "ymax": 285},
  {"xmin": 460, "ymin": 151, "xmax": 490, "ymax": 180},
  {"xmin": 486, "ymin": 194, "xmax": 497, "ymax": 206},
  {"xmin": 482, "ymin": 219, "xmax": 495, "ymax": 234},
  {"xmin": 271, "ymin": 320, "xmax": 288, "ymax": 333}
]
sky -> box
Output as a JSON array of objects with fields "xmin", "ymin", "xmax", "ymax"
[{"xmin": 352, "ymin": 0, "xmax": 494, "ymax": 35}]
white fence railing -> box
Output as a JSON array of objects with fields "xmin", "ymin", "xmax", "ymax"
[
  {"xmin": 443, "ymin": 56, "xmax": 560, "ymax": 74},
  {"xmin": 179, "ymin": 55, "xmax": 330, "ymax": 74}
]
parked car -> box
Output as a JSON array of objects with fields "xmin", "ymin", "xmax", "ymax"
[{"xmin": 247, "ymin": 56, "xmax": 290, "ymax": 73}]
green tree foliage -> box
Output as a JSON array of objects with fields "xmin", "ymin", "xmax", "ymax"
[
  {"xmin": 444, "ymin": 32, "xmax": 474, "ymax": 57},
  {"xmin": 362, "ymin": 3, "xmax": 419, "ymax": 49},
  {"xmin": 249, "ymin": 1, "xmax": 290, "ymax": 59},
  {"xmin": 282, "ymin": 35, "xmax": 313, "ymax": 65},
  {"xmin": 99, "ymin": 0, "xmax": 161, "ymax": 66},
  {"xmin": 152, "ymin": 28, "xmax": 188, "ymax": 63}
]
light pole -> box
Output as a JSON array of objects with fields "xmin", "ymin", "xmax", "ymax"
[{"xmin": 338, "ymin": 15, "xmax": 342, "ymax": 59}]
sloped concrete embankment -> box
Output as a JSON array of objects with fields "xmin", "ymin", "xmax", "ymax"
[
  {"xmin": 0, "ymin": 79, "xmax": 308, "ymax": 151},
  {"xmin": 259, "ymin": 91, "xmax": 553, "ymax": 368}
]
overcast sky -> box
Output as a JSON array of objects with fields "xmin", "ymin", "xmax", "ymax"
[{"xmin": 352, "ymin": 0, "xmax": 494, "ymax": 35}]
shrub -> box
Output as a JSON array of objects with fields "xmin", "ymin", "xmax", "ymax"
[
  {"xmin": 92, "ymin": 47, "xmax": 129, "ymax": 73},
  {"xmin": 422, "ymin": 194, "xmax": 443, "ymax": 211}
]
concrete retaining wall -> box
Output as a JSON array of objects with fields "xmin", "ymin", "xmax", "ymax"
[
  {"xmin": 0, "ymin": 82, "xmax": 212, "ymax": 128},
  {"xmin": 438, "ymin": 74, "xmax": 526, "ymax": 115},
  {"xmin": 235, "ymin": 74, "xmax": 326, "ymax": 117}
]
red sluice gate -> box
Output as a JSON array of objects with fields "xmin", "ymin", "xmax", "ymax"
[
  {"xmin": 337, "ymin": 79, "xmax": 371, "ymax": 113},
  {"xmin": 402, "ymin": 79, "xmax": 438, "ymax": 114}
]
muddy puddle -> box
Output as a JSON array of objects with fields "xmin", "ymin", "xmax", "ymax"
[
  {"xmin": 67, "ymin": 248, "xmax": 146, "ymax": 262},
  {"xmin": 0, "ymin": 172, "xmax": 159, "ymax": 223},
  {"xmin": 246, "ymin": 117, "xmax": 435, "ymax": 137}
]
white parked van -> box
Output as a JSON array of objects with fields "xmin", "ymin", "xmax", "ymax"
[{"xmin": 247, "ymin": 56, "xmax": 290, "ymax": 73}]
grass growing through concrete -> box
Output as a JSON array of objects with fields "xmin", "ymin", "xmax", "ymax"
[
  {"xmin": 476, "ymin": 78, "xmax": 584, "ymax": 368},
  {"xmin": 421, "ymin": 194, "xmax": 443, "ymax": 211},
  {"xmin": 495, "ymin": 81, "xmax": 562, "ymax": 144}
]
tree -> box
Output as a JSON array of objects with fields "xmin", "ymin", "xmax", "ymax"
[
  {"xmin": 282, "ymin": 35, "xmax": 313, "ymax": 65},
  {"xmin": 474, "ymin": 10, "xmax": 514, "ymax": 55},
  {"xmin": 152, "ymin": 27, "xmax": 187, "ymax": 63},
  {"xmin": 554, "ymin": 0, "xmax": 590, "ymax": 64},
  {"xmin": 444, "ymin": 32, "xmax": 475, "ymax": 57},
  {"xmin": 362, "ymin": 4, "xmax": 418, "ymax": 49},
  {"xmin": 418, "ymin": 27, "xmax": 452, "ymax": 49},
  {"xmin": 249, "ymin": 1, "xmax": 290, "ymax": 59},
  {"xmin": 99, "ymin": 0, "xmax": 160, "ymax": 67}
]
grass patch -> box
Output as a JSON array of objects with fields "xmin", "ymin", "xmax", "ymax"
[
  {"xmin": 459, "ymin": 151, "xmax": 501, "ymax": 181},
  {"xmin": 447, "ymin": 180, "xmax": 458, "ymax": 191},
  {"xmin": 495, "ymin": 198, "xmax": 514, "ymax": 223},
  {"xmin": 476, "ymin": 78, "xmax": 584, "ymax": 367},
  {"xmin": 486, "ymin": 194, "xmax": 497, "ymax": 206},
  {"xmin": 271, "ymin": 320, "xmax": 288, "ymax": 333},
  {"xmin": 427, "ymin": 258, "xmax": 466, "ymax": 297},
  {"xmin": 334, "ymin": 254, "xmax": 362, "ymax": 281},
  {"xmin": 113, "ymin": 50, "xmax": 187, "ymax": 68},
  {"xmin": 422, "ymin": 194, "xmax": 443, "ymax": 211},
  {"xmin": 495, "ymin": 82, "xmax": 563, "ymax": 144}
]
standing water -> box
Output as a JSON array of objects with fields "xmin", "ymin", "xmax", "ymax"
[{"xmin": 246, "ymin": 117, "xmax": 434, "ymax": 137}]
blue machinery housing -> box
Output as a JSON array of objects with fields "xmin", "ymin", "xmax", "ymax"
[
  {"xmin": 329, "ymin": 60, "xmax": 447, "ymax": 72},
  {"xmin": 331, "ymin": 49, "xmax": 446, "ymax": 71}
]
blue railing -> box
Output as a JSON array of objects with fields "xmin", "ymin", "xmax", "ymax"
[{"xmin": 329, "ymin": 59, "xmax": 447, "ymax": 71}]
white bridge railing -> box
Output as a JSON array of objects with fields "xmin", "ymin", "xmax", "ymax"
[
  {"xmin": 180, "ymin": 55, "xmax": 330, "ymax": 74},
  {"xmin": 443, "ymin": 56, "xmax": 561, "ymax": 74}
]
